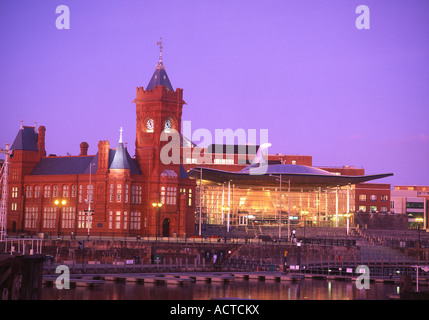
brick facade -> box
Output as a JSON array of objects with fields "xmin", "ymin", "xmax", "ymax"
[{"xmin": 6, "ymin": 60, "xmax": 196, "ymax": 239}]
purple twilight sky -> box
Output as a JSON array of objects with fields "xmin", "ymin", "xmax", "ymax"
[{"xmin": 1, "ymin": 0, "xmax": 428, "ymax": 187}]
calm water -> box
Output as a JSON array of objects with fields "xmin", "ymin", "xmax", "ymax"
[{"xmin": 41, "ymin": 278, "xmax": 398, "ymax": 300}]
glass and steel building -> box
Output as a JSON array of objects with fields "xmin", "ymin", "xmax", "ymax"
[{"xmin": 188, "ymin": 162, "xmax": 393, "ymax": 230}]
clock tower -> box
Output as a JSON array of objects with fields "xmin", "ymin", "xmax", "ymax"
[{"xmin": 134, "ymin": 39, "xmax": 186, "ymax": 179}]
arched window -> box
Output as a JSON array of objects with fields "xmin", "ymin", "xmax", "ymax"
[
  {"xmin": 71, "ymin": 185, "xmax": 77, "ymax": 198},
  {"xmin": 117, "ymin": 184, "xmax": 122, "ymax": 202},
  {"xmin": 62, "ymin": 185, "xmax": 69, "ymax": 197},
  {"xmin": 44, "ymin": 185, "xmax": 51, "ymax": 198},
  {"xmin": 110, "ymin": 184, "xmax": 114, "ymax": 202},
  {"xmin": 34, "ymin": 185, "xmax": 41, "ymax": 198},
  {"xmin": 160, "ymin": 186, "xmax": 166, "ymax": 204},
  {"xmin": 52, "ymin": 185, "xmax": 59, "ymax": 197},
  {"xmin": 25, "ymin": 185, "xmax": 33, "ymax": 198}
]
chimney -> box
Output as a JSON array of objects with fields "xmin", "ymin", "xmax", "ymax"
[
  {"xmin": 97, "ymin": 140, "xmax": 110, "ymax": 173},
  {"xmin": 80, "ymin": 142, "xmax": 89, "ymax": 156},
  {"xmin": 38, "ymin": 126, "xmax": 46, "ymax": 158}
]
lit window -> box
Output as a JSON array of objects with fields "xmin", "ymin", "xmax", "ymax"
[
  {"xmin": 161, "ymin": 186, "xmax": 166, "ymax": 204},
  {"xmin": 34, "ymin": 186, "xmax": 41, "ymax": 198},
  {"xmin": 11, "ymin": 187, "xmax": 18, "ymax": 198},
  {"xmin": 130, "ymin": 212, "xmax": 141, "ymax": 230},
  {"xmin": 25, "ymin": 186, "xmax": 33, "ymax": 198},
  {"xmin": 52, "ymin": 185, "xmax": 59, "ymax": 197},
  {"xmin": 188, "ymin": 189, "xmax": 192, "ymax": 206},
  {"xmin": 63, "ymin": 185, "xmax": 69, "ymax": 197},
  {"xmin": 117, "ymin": 184, "xmax": 122, "ymax": 202}
]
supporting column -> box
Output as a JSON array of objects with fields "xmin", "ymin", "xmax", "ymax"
[
  {"xmin": 227, "ymin": 181, "xmax": 231, "ymax": 232},
  {"xmin": 335, "ymin": 186, "xmax": 339, "ymax": 228},
  {"xmin": 346, "ymin": 184, "xmax": 351, "ymax": 235},
  {"xmin": 221, "ymin": 183, "xmax": 225, "ymax": 224},
  {"xmin": 279, "ymin": 174, "xmax": 282, "ymax": 240},
  {"xmin": 288, "ymin": 180, "xmax": 291, "ymax": 242}
]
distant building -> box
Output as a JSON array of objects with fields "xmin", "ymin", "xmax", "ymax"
[{"xmin": 391, "ymin": 186, "xmax": 429, "ymax": 229}]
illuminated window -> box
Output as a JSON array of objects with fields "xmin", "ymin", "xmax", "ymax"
[
  {"xmin": 78, "ymin": 210, "xmax": 91, "ymax": 229},
  {"xmin": 370, "ymin": 195, "xmax": 377, "ymax": 201},
  {"xmin": 188, "ymin": 189, "xmax": 192, "ymax": 206},
  {"xmin": 62, "ymin": 185, "xmax": 69, "ymax": 197},
  {"xmin": 115, "ymin": 211, "xmax": 121, "ymax": 229},
  {"xmin": 44, "ymin": 185, "xmax": 51, "ymax": 198},
  {"xmin": 166, "ymin": 186, "xmax": 177, "ymax": 205},
  {"xmin": 53, "ymin": 185, "xmax": 59, "ymax": 197},
  {"xmin": 124, "ymin": 185, "xmax": 129, "ymax": 203},
  {"xmin": 62, "ymin": 207, "xmax": 76, "ymax": 229},
  {"xmin": 34, "ymin": 186, "xmax": 41, "ymax": 198},
  {"xmin": 123, "ymin": 211, "xmax": 127, "ymax": 230},
  {"xmin": 79, "ymin": 185, "xmax": 83, "ymax": 203},
  {"xmin": 11, "ymin": 187, "xmax": 18, "ymax": 198},
  {"xmin": 109, "ymin": 211, "xmax": 113, "ymax": 229},
  {"xmin": 87, "ymin": 184, "xmax": 93, "ymax": 203},
  {"xmin": 43, "ymin": 207, "xmax": 56, "ymax": 228},
  {"xmin": 116, "ymin": 184, "xmax": 122, "ymax": 202},
  {"xmin": 110, "ymin": 184, "xmax": 114, "ymax": 202},
  {"xmin": 71, "ymin": 185, "xmax": 77, "ymax": 198},
  {"xmin": 25, "ymin": 186, "xmax": 33, "ymax": 198},
  {"xmin": 130, "ymin": 212, "xmax": 141, "ymax": 230},
  {"xmin": 359, "ymin": 194, "xmax": 366, "ymax": 201},
  {"xmin": 24, "ymin": 207, "xmax": 38, "ymax": 229},
  {"xmin": 160, "ymin": 186, "xmax": 166, "ymax": 204}
]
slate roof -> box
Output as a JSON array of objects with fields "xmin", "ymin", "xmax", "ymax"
[
  {"xmin": 146, "ymin": 66, "xmax": 174, "ymax": 91},
  {"xmin": 110, "ymin": 142, "xmax": 130, "ymax": 170},
  {"xmin": 31, "ymin": 148, "xmax": 142, "ymax": 176},
  {"xmin": 11, "ymin": 126, "xmax": 39, "ymax": 151},
  {"xmin": 31, "ymin": 156, "xmax": 96, "ymax": 175}
]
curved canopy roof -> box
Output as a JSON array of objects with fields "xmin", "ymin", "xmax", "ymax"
[
  {"xmin": 239, "ymin": 163, "xmax": 334, "ymax": 176},
  {"xmin": 188, "ymin": 164, "xmax": 393, "ymax": 189}
]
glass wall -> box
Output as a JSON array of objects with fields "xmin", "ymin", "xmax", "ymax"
[{"xmin": 196, "ymin": 181, "xmax": 355, "ymax": 228}]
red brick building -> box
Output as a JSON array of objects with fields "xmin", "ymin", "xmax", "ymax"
[
  {"xmin": 6, "ymin": 53, "xmax": 196, "ymax": 238},
  {"xmin": 355, "ymin": 183, "xmax": 391, "ymax": 213}
]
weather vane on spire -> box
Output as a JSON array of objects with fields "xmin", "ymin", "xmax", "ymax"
[{"xmin": 156, "ymin": 37, "xmax": 164, "ymax": 68}]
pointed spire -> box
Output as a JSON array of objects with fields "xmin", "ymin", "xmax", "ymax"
[
  {"xmin": 20, "ymin": 120, "xmax": 23, "ymax": 130},
  {"xmin": 119, "ymin": 126, "xmax": 123, "ymax": 143},
  {"xmin": 156, "ymin": 37, "xmax": 165, "ymax": 70},
  {"xmin": 110, "ymin": 128, "xmax": 131, "ymax": 170}
]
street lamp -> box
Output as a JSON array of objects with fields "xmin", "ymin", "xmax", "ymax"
[
  {"xmin": 54, "ymin": 199, "xmax": 67, "ymax": 239},
  {"xmin": 152, "ymin": 202, "xmax": 163, "ymax": 240}
]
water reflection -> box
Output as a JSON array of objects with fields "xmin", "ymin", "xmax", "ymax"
[{"xmin": 41, "ymin": 278, "xmax": 397, "ymax": 300}]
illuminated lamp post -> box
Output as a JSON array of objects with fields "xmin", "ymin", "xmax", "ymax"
[
  {"xmin": 152, "ymin": 202, "xmax": 163, "ymax": 241},
  {"xmin": 54, "ymin": 199, "xmax": 67, "ymax": 239}
]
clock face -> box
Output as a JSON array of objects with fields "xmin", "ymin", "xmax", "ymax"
[
  {"xmin": 146, "ymin": 119, "xmax": 154, "ymax": 131},
  {"xmin": 164, "ymin": 119, "xmax": 172, "ymax": 132}
]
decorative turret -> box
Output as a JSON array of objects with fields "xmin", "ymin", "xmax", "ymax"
[{"xmin": 110, "ymin": 127, "xmax": 131, "ymax": 170}]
